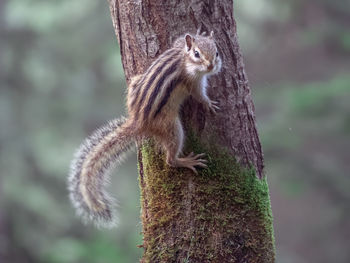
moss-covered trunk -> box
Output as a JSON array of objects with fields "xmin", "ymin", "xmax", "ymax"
[{"xmin": 108, "ymin": 0, "xmax": 275, "ymax": 262}]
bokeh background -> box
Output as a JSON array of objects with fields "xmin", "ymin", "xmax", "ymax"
[{"xmin": 0, "ymin": 0, "xmax": 349, "ymax": 262}]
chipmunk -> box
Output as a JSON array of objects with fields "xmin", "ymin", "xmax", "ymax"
[{"xmin": 68, "ymin": 30, "xmax": 222, "ymax": 227}]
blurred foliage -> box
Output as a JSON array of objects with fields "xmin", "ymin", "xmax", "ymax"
[
  {"xmin": 0, "ymin": 1, "xmax": 140, "ymax": 263},
  {"xmin": 0, "ymin": 0, "xmax": 349, "ymax": 263}
]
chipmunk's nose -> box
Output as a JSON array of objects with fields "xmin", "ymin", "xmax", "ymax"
[{"xmin": 207, "ymin": 63, "xmax": 214, "ymax": 71}]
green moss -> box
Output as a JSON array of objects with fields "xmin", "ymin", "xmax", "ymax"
[{"xmin": 139, "ymin": 133, "xmax": 275, "ymax": 262}]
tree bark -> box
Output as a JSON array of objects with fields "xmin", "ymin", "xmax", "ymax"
[{"xmin": 108, "ymin": 1, "xmax": 275, "ymax": 262}]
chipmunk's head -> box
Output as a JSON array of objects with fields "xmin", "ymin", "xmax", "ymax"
[{"xmin": 183, "ymin": 31, "xmax": 222, "ymax": 77}]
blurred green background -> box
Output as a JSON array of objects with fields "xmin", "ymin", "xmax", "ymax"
[{"xmin": 0, "ymin": 0, "xmax": 349, "ymax": 262}]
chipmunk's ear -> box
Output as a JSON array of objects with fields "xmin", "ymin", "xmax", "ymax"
[
  {"xmin": 209, "ymin": 31, "xmax": 214, "ymax": 39},
  {"xmin": 185, "ymin": 34, "xmax": 194, "ymax": 51}
]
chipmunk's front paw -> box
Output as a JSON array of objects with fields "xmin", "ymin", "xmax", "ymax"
[{"xmin": 205, "ymin": 99, "xmax": 220, "ymax": 114}]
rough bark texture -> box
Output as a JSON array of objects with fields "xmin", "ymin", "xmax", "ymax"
[{"xmin": 108, "ymin": 0, "xmax": 275, "ymax": 262}]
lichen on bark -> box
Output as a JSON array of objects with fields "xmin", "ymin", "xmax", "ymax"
[
  {"xmin": 108, "ymin": 0, "xmax": 276, "ymax": 262},
  {"xmin": 138, "ymin": 133, "xmax": 275, "ymax": 262}
]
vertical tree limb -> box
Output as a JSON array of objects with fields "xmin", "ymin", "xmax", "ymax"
[{"xmin": 108, "ymin": 0, "xmax": 275, "ymax": 262}]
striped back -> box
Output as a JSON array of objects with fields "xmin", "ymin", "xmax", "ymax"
[{"xmin": 128, "ymin": 47, "xmax": 185, "ymax": 122}]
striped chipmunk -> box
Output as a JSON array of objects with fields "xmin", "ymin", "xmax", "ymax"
[{"xmin": 68, "ymin": 29, "xmax": 222, "ymax": 227}]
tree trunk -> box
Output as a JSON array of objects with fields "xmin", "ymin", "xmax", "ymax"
[{"xmin": 108, "ymin": 0, "xmax": 275, "ymax": 262}]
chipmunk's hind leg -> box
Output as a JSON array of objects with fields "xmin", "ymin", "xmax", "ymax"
[{"xmin": 163, "ymin": 118, "xmax": 207, "ymax": 174}]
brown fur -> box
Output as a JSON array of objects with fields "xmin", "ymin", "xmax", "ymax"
[
  {"xmin": 126, "ymin": 32, "xmax": 221, "ymax": 172},
  {"xmin": 68, "ymin": 31, "xmax": 222, "ymax": 227}
]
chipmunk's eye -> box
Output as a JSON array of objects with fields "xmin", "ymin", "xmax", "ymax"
[
  {"xmin": 216, "ymin": 51, "xmax": 219, "ymax": 57},
  {"xmin": 194, "ymin": 50, "xmax": 200, "ymax": 58}
]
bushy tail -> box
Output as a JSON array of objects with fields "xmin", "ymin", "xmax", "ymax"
[{"xmin": 68, "ymin": 117, "xmax": 135, "ymax": 228}]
